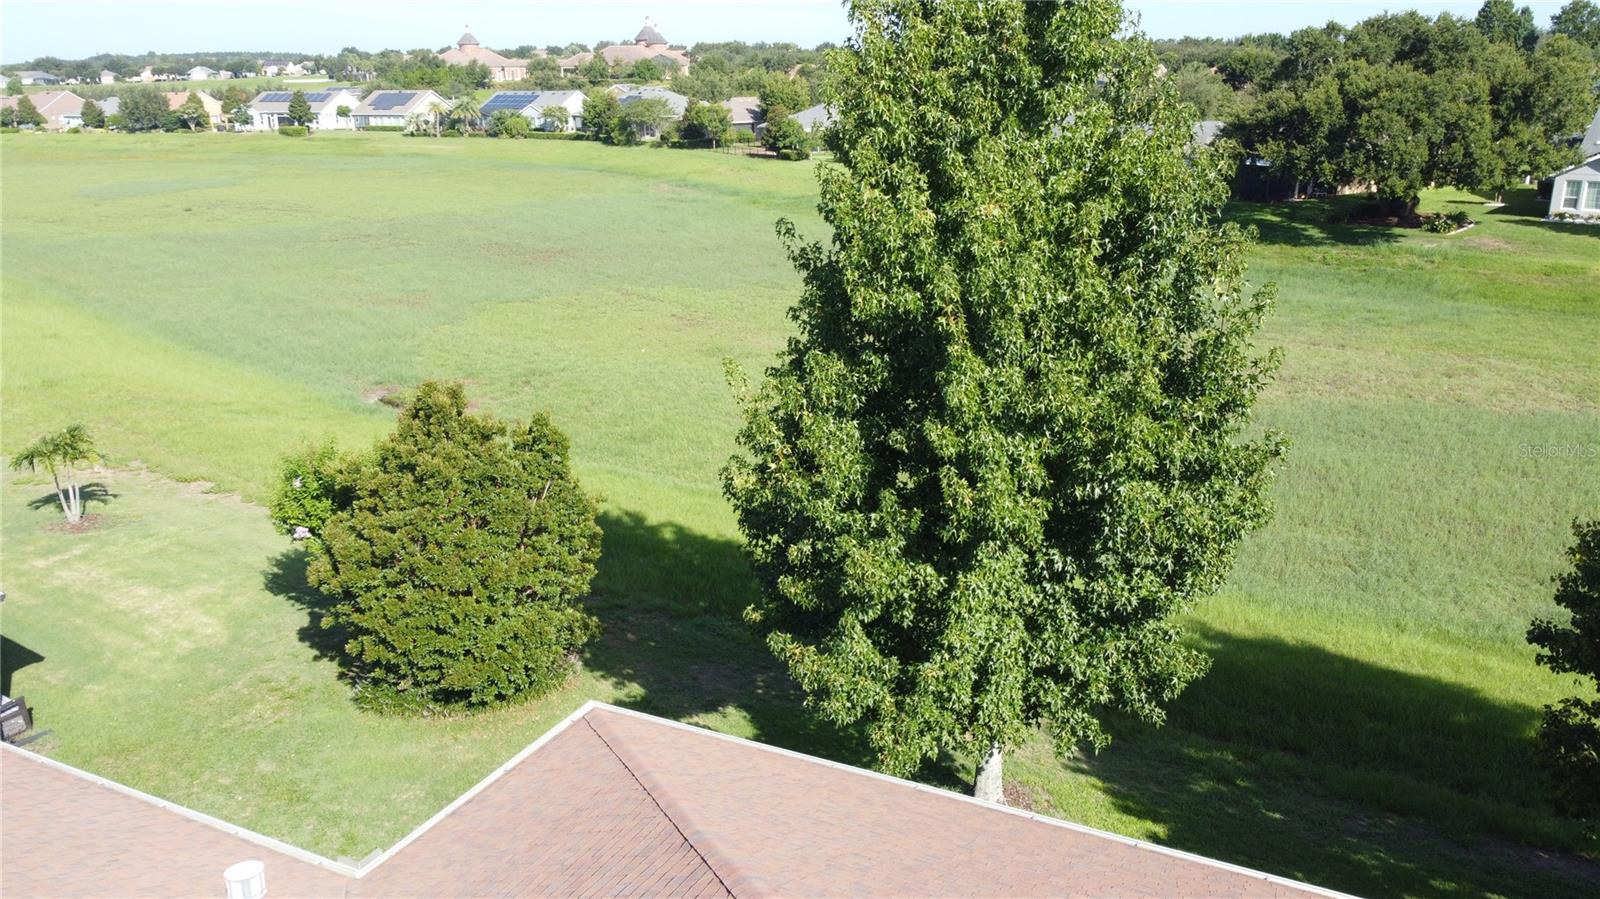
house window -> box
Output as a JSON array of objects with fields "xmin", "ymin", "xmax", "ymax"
[
  {"xmin": 1586, "ymin": 181, "xmax": 1600, "ymax": 211},
  {"xmin": 1562, "ymin": 180, "xmax": 1582, "ymax": 210}
]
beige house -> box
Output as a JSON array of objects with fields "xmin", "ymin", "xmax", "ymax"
[
  {"xmin": 164, "ymin": 91, "xmax": 226, "ymax": 128},
  {"xmin": 559, "ymin": 19, "xmax": 691, "ymax": 77},
  {"xmin": 440, "ymin": 31, "xmax": 536, "ymax": 82},
  {"xmin": 27, "ymin": 90, "xmax": 86, "ymax": 129}
]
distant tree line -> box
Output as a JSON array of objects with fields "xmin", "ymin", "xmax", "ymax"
[
  {"xmin": 1226, "ymin": 1, "xmax": 1599, "ymax": 217},
  {"xmin": 6, "ymin": 51, "xmax": 312, "ymax": 81},
  {"xmin": 1146, "ymin": 1, "xmax": 1600, "ymax": 218}
]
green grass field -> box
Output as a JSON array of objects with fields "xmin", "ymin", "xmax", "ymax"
[{"xmin": 2, "ymin": 132, "xmax": 1596, "ymax": 897}]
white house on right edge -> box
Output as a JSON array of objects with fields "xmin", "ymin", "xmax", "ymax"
[{"xmin": 1547, "ymin": 107, "xmax": 1600, "ymax": 221}]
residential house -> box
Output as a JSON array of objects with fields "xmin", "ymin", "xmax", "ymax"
[
  {"xmin": 99, "ymin": 97, "xmax": 120, "ymax": 119},
  {"xmin": 98, "ymin": 69, "xmax": 118, "ymax": 85},
  {"xmin": 349, "ymin": 89, "xmax": 449, "ymax": 130},
  {"xmin": 1545, "ymin": 106, "xmax": 1600, "ymax": 221},
  {"xmin": 558, "ymin": 19, "xmax": 692, "ymax": 77},
  {"xmin": 722, "ymin": 96, "xmax": 760, "ymax": 133},
  {"xmin": 259, "ymin": 60, "xmax": 306, "ymax": 77},
  {"xmin": 439, "ymin": 31, "xmax": 536, "ymax": 82},
  {"xmin": 616, "ymin": 86, "xmax": 689, "ymax": 140},
  {"xmin": 28, "ymin": 90, "xmax": 86, "ymax": 129},
  {"xmin": 479, "ymin": 89, "xmax": 585, "ymax": 130},
  {"xmin": 137, "ymin": 66, "xmax": 154, "ymax": 82},
  {"xmin": 14, "ymin": 70, "xmax": 60, "ymax": 85},
  {"xmin": 186, "ymin": 66, "xmax": 216, "ymax": 81},
  {"xmin": 247, "ymin": 87, "xmax": 361, "ymax": 131},
  {"xmin": 1550, "ymin": 156, "xmax": 1600, "ymax": 220},
  {"xmin": 792, "ymin": 102, "xmax": 835, "ymax": 134},
  {"xmin": 164, "ymin": 91, "xmax": 225, "ymax": 128},
  {"xmin": 1, "ymin": 702, "xmax": 1340, "ymax": 898}
]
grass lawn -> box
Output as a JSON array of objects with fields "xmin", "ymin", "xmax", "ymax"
[{"xmin": 2, "ymin": 132, "xmax": 1597, "ymax": 897}]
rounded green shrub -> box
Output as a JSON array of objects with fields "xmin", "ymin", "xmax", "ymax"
[
  {"xmin": 278, "ymin": 125, "xmax": 309, "ymax": 137},
  {"xmin": 304, "ymin": 382, "xmax": 602, "ymax": 711}
]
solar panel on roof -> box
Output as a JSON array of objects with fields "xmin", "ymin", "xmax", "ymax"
[
  {"xmin": 305, "ymin": 91, "xmax": 335, "ymax": 102},
  {"xmin": 480, "ymin": 92, "xmax": 540, "ymax": 114},
  {"xmin": 370, "ymin": 91, "xmax": 416, "ymax": 111},
  {"xmin": 258, "ymin": 92, "xmax": 291, "ymax": 103}
]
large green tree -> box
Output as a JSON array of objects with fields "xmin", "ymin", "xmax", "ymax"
[
  {"xmin": 14, "ymin": 94, "xmax": 45, "ymax": 127},
  {"xmin": 1528, "ymin": 520, "xmax": 1600, "ymax": 834},
  {"xmin": 725, "ymin": 0, "xmax": 1283, "ymax": 803},
  {"xmin": 176, "ymin": 93, "xmax": 210, "ymax": 131},
  {"xmin": 581, "ymin": 88, "xmax": 621, "ymax": 141},
  {"xmin": 678, "ymin": 98, "xmax": 731, "ymax": 147},
  {"xmin": 1237, "ymin": 11, "xmax": 1597, "ymax": 215},
  {"xmin": 286, "ymin": 89, "xmax": 312, "ymax": 126},
  {"xmin": 281, "ymin": 383, "xmax": 603, "ymax": 711},
  {"xmin": 80, "ymin": 99, "xmax": 105, "ymax": 128},
  {"xmin": 1552, "ymin": 0, "xmax": 1600, "ymax": 55},
  {"xmin": 1475, "ymin": 0, "xmax": 1538, "ymax": 51}
]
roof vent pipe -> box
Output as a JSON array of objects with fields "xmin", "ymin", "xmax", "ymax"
[{"xmin": 223, "ymin": 859, "xmax": 266, "ymax": 899}]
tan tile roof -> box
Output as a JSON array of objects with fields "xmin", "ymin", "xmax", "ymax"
[{"xmin": 1, "ymin": 703, "xmax": 1344, "ymax": 898}]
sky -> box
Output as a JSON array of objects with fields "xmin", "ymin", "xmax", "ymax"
[{"xmin": 0, "ymin": 0, "xmax": 1573, "ymax": 64}]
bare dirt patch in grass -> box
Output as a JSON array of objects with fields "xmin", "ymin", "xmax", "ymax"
[
  {"xmin": 1463, "ymin": 235, "xmax": 1511, "ymax": 251},
  {"xmin": 41, "ymin": 513, "xmax": 111, "ymax": 534},
  {"xmin": 1003, "ymin": 779, "xmax": 1047, "ymax": 812}
]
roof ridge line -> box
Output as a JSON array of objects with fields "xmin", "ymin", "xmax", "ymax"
[
  {"xmin": 584, "ymin": 711, "xmax": 767, "ymax": 898},
  {"xmin": 588, "ymin": 703, "xmax": 1358, "ymax": 899}
]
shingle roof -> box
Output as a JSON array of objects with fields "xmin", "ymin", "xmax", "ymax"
[
  {"xmin": 1582, "ymin": 105, "xmax": 1600, "ymax": 158},
  {"xmin": 618, "ymin": 86, "xmax": 689, "ymax": 117},
  {"xmin": 792, "ymin": 102, "xmax": 835, "ymax": 132},
  {"xmin": 1, "ymin": 702, "xmax": 1346, "ymax": 898},
  {"xmin": 722, "ymin": 96, "xmax": 760, "ymax": 126}
]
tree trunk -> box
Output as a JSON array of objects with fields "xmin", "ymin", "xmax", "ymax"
[
  {"xmin": 65, "ymin": 470, "xmax": 82, "ymax": 524},
  {"xmin": 973, "ymin": 743, "xmax": 1004, "ymax": 805},
  {"xmin": 47, "ymin": 468, "xmax": 74, "ymax": 524}
]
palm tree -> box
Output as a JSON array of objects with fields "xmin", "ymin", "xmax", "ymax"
[
  {"xmin": 451, "ymin": 96, "xmax": 482, "ymax": 134},
  {"xmin": 428, "ymin": 101, "xmax": 449, "ymax": 137},
  {"xmin": 11, "ymin": 424, "xmax": 102, "ymax": 524}
]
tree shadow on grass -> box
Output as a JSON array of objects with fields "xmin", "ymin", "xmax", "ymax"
[
  {"xmin": 1073, "ymin": 627, "xmax": 1597, "ymax": 898},
  {"xmin": 1475, "ymin": 187, "xmax": 1600, "ymax": 239},
  {"xmin": 1, "ymin": 633, "xmax": 45, "ymax": 696},
  {"xmin": 1225, "ymin": 198, "xmax": 1403, "ymax": 248},
  {"xmin": 584, "ymin": 509, "xmax": 968, "ymax": 791},
  {"xmin": 262, "ymin": 546, "xmax": 354, "ymax": 670},
  {"xmin": 26, "ymin": 482, "xmax": 117, "ymax": 515}
]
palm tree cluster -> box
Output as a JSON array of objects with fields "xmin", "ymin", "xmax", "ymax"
[{"xmin": 10, "ymin": 424, "xmax": 103, "ymax": 524}]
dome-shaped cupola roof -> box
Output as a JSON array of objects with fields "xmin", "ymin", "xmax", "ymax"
[{"xmin": 634, "ymin": 19, "xmax": 667, "ymax": 46}]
